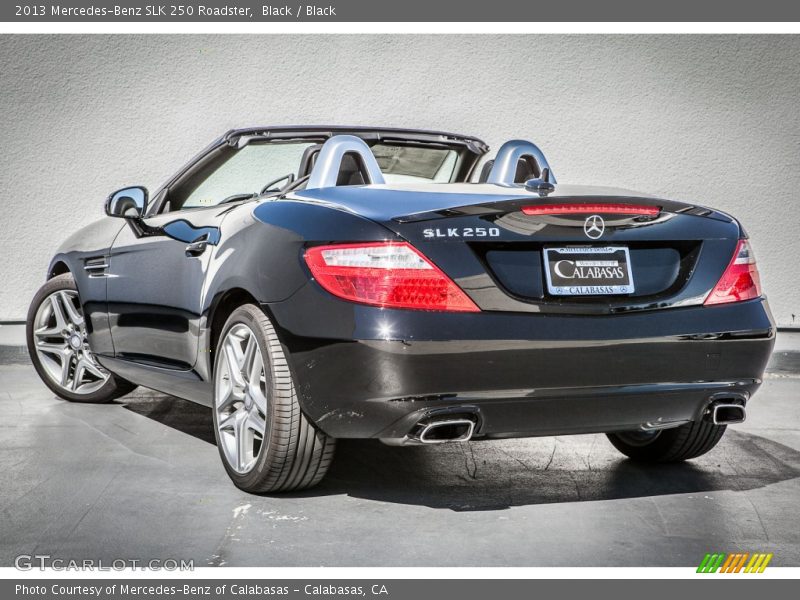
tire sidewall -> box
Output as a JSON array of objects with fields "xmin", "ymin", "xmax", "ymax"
[{"xmin": 608, "ymin": 421, "xmax": 726, "ymax": 462}]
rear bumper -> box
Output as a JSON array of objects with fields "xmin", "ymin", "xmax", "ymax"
[{"xmin": 266, "ymin": 290, "xmax": 776, "ymax": 439}]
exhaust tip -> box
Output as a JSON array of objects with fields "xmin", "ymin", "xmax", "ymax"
[
  {"xmin": 708, "ymin": 402, "xmax": 747, "ymax": 425},
  {"xmin": 416, "ymin": 418, "xmax": 475, "ymax": 444}
]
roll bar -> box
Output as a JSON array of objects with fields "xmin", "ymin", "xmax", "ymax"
[
  {"xmin": 486, "ymin": 139, "xmax": 556, "ymax": 185},
  {"xmin": 306, "ymin": 135, "xmax": 386, "ymax": 189}
]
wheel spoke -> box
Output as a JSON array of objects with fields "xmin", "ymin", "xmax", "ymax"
[
  {"xmin": 60, "ymin": 291, "xmax": 84, "ymax": 327},
  {"xmin": 246, "ymin": 410, "xmax": 266, "ymax": 435},
  {"xmin": 218, "ymin": 411, "xmax": 238, "ymax": 431},
  {"xmin": 37, "ymin": 341, "xmax": 68, "ymax": 356},
  {"xmin": 242, "ymin": 334, "xmax": 257, "ymax": 380},
  {"xmin": 82, "ymin": 359, "xmax": 106, "ymax": 380},
  {"xmin": 250, "ymin": 385, "xmax": 267, "ymax": 414},
  {"xmin": 216, "ymin": 378, "xmax": 236, "ymax": 410},
  {"xmin": 246, "ymin": 345, "xmax": 263, "ymax": 386},
  {"xmin": 228, "ymin": 331, "xmax": 245, "ymax": 365},
  {"xmin": 219, "ymin": 383, "xmax": 245, "ymax": 410},
  {"xmin": 60, "ymin": 352, "xmax": 73, "ymax": 387},
  {"xmin": 235, "ymin": 412, "xmax": 248, "ymax": 471},
  {"xmin": 71, "ymin": 359, "xmax": 85, "ymax": 391},
  {"xmin": 223, "ymin": 339, "xmax": 246, "ymax": 389},
  {"xmin": 35, "ymin": 325, "xmax": 61, "ymax": 339},
  {"xmin": 49, "ymin": 294, "xmax": 68, "ymax": 331},
  {"xmin": 217, "ymin": 410, "xmax": 239, "ymax": 433}
]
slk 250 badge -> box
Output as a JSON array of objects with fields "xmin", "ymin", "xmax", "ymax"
[{"xmin": 423, "ymin": 227, "xmax": 501, "ymax": 238}]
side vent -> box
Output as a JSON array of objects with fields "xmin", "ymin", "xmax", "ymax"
[{"xmin": 306, "ymin": 135, "xmax": 386, "ymax": 189}]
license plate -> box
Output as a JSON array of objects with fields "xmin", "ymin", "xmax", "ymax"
[{"xmin": 543, "ymin": 246, "xmax": 634, "ymax": 296}]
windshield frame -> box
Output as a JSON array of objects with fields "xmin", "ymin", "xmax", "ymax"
[
  {"xmin": 164, "ymin": 140, "xmax": 315, "ymax": 212},
  {"xmin": 148, "ymin": 127, "xmax": 489, "ymax": 216}
]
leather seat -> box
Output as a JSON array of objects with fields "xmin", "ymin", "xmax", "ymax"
[
  {"xmin": 297, "ymin": 144, "xmax": 322, "ymax": 178},
  {"xmin": 298, "ymin": 146, "xmax": 370, "ymax": 187},
  {"xmin": 478, "ymin": 157, "xmax": 539, "ymax": 183},
  {"xmin": 514, "ymin": 157, "xmax": 539, "ymax": 182}
]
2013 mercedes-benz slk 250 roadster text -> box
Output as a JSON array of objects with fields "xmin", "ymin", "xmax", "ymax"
[{"xmin": 27, "ymin": 126, "xmax": 775, "ymax": 492}]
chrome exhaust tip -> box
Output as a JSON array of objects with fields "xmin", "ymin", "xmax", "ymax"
[
  {"xmin": 708, "ymin": 402, "xmax": 747, "ymax": 425},
  {"xmin": 415, "ymin": 418, "xmax": 476, "ymax": 444}
]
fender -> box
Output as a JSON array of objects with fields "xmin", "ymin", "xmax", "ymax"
[
  {"xmin": 47, "ymin": 218, "xmax": 127, "ymax": 356},
  {"xmin": 193, "ymin": 200, "xmax": 400, "ymax": 380}
]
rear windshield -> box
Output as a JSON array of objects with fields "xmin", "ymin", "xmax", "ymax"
[{"xmin": 371, "ymin": 144, "xmax": 457, "ymax": 183}]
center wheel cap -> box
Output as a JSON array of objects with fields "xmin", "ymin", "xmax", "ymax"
[{"xmin": 69, "ymin": 335, "xmax": 82, "ymax": 350}]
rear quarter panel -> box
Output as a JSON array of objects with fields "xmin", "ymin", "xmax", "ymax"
[{"xmin": 195, "ymin": 199, "xmax": 398, "ymax": 379}]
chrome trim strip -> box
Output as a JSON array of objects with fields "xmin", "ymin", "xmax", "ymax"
[
  {"xmin": 710, "ymin": 403, "xmax": 747, "ymax": 425},
  {"xmin": 418, "ymin": 418, "xmax": 475, "ymax": 444}
]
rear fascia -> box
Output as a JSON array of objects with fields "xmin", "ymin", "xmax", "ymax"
[
  {"xmin": 261, "ymin": 185, "xmax": 771, "ymax": 440},
  {"xmin": 266, "ymin": 283, "xmax": 775, "ymax": 439}
]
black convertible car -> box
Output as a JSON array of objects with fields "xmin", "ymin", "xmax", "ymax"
[{"xmin": 27, "ymin": 126, "xmax": 775, "ymax": 492}]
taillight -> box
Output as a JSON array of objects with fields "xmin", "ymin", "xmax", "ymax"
[
  {"xmin": 704, "ymin": 239, "xmax": 763, "ymax": 306},
  {"xmin": 304, "ymin": 242, "xmax": 480, "ymax": 312},
  {"xmin": 522, "ymin": 203, "xmax": 660, "ymax": 216}
]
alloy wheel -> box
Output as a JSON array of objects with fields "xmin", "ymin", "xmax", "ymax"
[
  {"xmin": 215, "ymin": 323, "xmax": 268, "ymax": 474},
  {"xmin": 32, "ymin": 290, "xmax": 110, "ymax": 395}
]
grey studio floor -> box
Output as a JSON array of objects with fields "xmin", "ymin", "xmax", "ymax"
[{"xmin": 1, "ymin": 330, "xmax": 799, "ymax": 567}]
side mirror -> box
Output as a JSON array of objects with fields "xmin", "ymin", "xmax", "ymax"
[{"xmin": 106, "ymin": 186, "xmax": 148, "ymax": 219}]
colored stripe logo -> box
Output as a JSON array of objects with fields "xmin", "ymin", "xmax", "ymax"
[{"xmin": 697, "ymin": 552, "xmax": 773, "ymax": 573}]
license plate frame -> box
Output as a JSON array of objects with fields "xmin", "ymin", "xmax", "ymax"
[{"xmin": 543, "ymin": 246, "xmax": 635, "ymax": 296}]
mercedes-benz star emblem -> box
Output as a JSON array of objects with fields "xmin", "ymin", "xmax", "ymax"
[{"xmin": 584, "ymin": 215, "xmax": 605, "ymax": 239}]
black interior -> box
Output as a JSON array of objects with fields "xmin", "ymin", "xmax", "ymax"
[
  {"xmin": 514, "ymin": 156, "xmax": 540, "ymax": 182},
  {"xmin": 478, "ymin": 157, "xmax": 540, "ymax": 183},
  {"xmin": 478, "ymin": 160, "xmax": 494, "ymax": 183},
  {"xmin": 336, "ymin": 152, "xmax": 369, "ymax": 186},
  {"xmin": 297, "ymin": 144, "xmax": 322, "ymax": 178}
]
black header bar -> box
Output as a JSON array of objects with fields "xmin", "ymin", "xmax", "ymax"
[{"xmin": 3, "ymin": 0, "xmax": 800, "ymax": 22}]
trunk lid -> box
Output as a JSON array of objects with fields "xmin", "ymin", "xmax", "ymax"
[{"xmin": 293, "ymin": 183, "xmax": 741, "ymax": 314}]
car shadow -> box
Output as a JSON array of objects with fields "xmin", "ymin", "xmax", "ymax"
[
  {"xmin": 123, "ymin": 394, "xmax": 800, "ymax": 511},
  {"xmin": 122, "ymin": 393, "xmax": 217, "ymax": 445}
]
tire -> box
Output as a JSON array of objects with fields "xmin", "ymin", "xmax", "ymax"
[
  {"xmin": 212, "ymin": 304, "xmax": 335, "ymax": 493},
  {"xmin": 607, "ymin": 420, "xmax": 727, "ymax": 462},
  {"xmin": 26, "ymin": 273, "xmax": 136, "ymax": 403}
]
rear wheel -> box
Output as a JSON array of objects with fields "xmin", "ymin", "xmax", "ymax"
[
  {"xmin": 607, "ymin": 420, "xmax": 727, "ymax": 462},
  {"xmin": 212, "ymin": 304, "xmax": 335, "ymax": 493},
  {"xmin": 26, "ymin": 273, "xmax": 136, "ymax": 403}
]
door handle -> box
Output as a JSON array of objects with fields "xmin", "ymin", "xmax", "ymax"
[{"xmin": 185, "ymin": 238, "xmax": 208, "ymax": 257}]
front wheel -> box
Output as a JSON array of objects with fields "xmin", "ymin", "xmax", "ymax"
[
  {"xmin": 607, "ymin": 420, "xmax": 727, "ymax": 462},
  {"xmin": 212, "ymin": 304, "xmax": 335, "ymax": 493},
  {"xmin": 26, "ymin": 273, "xmax": 136, "ymax": 403}
]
